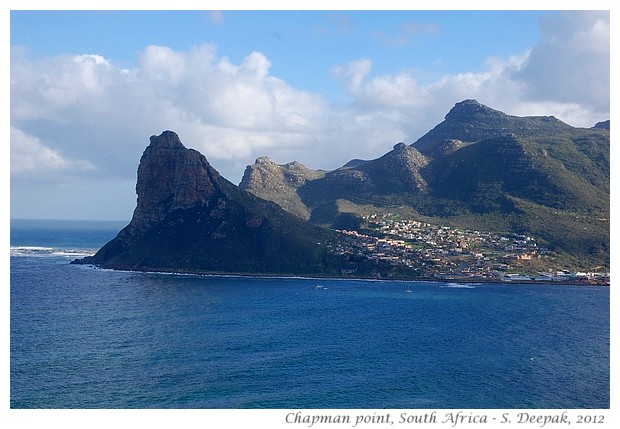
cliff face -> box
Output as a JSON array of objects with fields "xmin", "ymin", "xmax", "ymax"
[
  {"xmin": 129, "ymin": 131, "xmax": 218, "ymax": 234},
  {"xmin": 74, "ymin": 131, "xmax": 340, "ymax": 275}
]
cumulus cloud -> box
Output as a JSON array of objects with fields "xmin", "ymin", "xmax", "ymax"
[
  {"xmin": 11, "ymin": 44, "xmax": 345, "ymax": 185},
  {"xmin": 10, "ymin": 11, "xmax": 609, "ymax": 219},
  {"xmin": 10, "ymin": 127, "xmax": 96, "ymax": 182},
  {"xmin": 334, "ymin": 11, "xmax": 609, "ymax": 131},
  {"xmin": 513, "ymin": 10, "xmax": 610, "ymax": 117},
  {"xmin": 328, "ymin": 52, "xmax": 530, "ymax": 146},
  {"xmin": 333, "ymin": 59, "xmax": 373, "ymax": 94}
]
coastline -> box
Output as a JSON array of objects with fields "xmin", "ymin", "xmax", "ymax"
[{"xmin": 70, "ymin": 259, "xmax": 610, "ymax": 286}]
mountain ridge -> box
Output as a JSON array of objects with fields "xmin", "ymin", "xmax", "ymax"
[
  {"xmin": 73, "ymin": 99, "xmax": 609, "ymax": 275},
  {"xmin": 412, "ymin": 99, "xmax": 575, "ymax": 156},
  {"xmin": 241, "ymin": 100, "xmax": 610, "ymax": 269}
]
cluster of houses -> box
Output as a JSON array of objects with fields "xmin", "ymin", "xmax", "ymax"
[{"xmin": 331, "ymin": 213, "xmax": 609, "ymax": 285}]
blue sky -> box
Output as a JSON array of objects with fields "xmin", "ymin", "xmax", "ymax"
[
  {"xmin": 10, "ymin": 10, "xmax": 547, "ymax": 94},
  {"xmin": 7, "ymin": 6, "xmax": 613, "ymax": 220}
]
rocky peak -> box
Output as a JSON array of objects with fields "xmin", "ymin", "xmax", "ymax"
[
  {"xmin": 241, "ymin": 157, "xmax": 325, "ymax": 191},
  {"xmin": 130, "ymin": 130, "xmax": 217, "ymax": 232},
  {"xmin": 386, "ymin": 141, "xmax": 428, "ymax": 165},
  {"xmin": 285, "ymin": 161, "xmax": 304, "ymax": 169},
  {"xmin": 444, "ymin": 99, "xmax": 503, "ymax": 122},
  {"xmin": 255, "ymin": 156, "xmax": 277, "ymax": 166},
  {"xmin": 413, "ymin": 99, "xmax": 574, "ymax": 155},
  {"xmin": 240, "ymin": 157, "xmax": 283, "ymax": 190},
  {"xmin": 73, "ymin": 131, "xmax": 343, "ymax": 275},
  {"xmin": 240, "ymin": 157, "xmax": 325, "ymax": 219},
  {"xmin": 593, "ymin": 120, "xmax": 610, "ymax": 130},
  {"xmin": 387, "ymin": 144, "xmax": 429, "ymax": 190},
  {"xmin": 358, "ymin": 141, "xmax": 429, "ymax": 192},
  {"xmin": 149, "ymin": 130, "xmax": 185, "ymax": 149},
  {"xmin": 283, "ymin": 161, "xmax": 325, "ymax": 183}
]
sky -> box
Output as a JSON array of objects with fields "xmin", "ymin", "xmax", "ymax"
[{"xmin": 5, "ymin": 3, "xmax": 614, "ymax": 221}]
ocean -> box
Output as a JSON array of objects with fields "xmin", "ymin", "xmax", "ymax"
[{"xmin": 10, "ymin": 219, "xmax": 610, "ymax": 409}]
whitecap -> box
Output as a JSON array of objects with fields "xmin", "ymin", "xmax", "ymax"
[
  {"xmin": 10, "ymin": 246, "xmax": 95, "ymax": 258},
  {"xmin": 441, "ymin": 283, "xmax": 477, "ymax": 289}
]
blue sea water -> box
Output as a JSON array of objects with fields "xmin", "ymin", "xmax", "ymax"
[{"xmin": 10, "ymin": 219, "xmax": 610, "ymax": 409}]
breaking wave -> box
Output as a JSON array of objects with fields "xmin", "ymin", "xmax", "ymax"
[
  {"xmin": 441, "ymin": 282, "xmax": 478, "ymax": 289},
  {"xmin": 10, "ymin": 246, "xmax": 95, "ymax": 258}
]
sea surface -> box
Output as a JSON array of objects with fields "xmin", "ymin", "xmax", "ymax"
[{"xmin": 10, "ymin": 219, "xmax": 610, "ymax": 409}]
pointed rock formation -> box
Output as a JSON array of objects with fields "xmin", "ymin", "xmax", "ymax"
[
  {"xmin": 73, "ymin": 131, "xmax": 341, "ymax": 275},
  {"xmin": 130, "ymin": 130, "xmax": 217, "ymax": 234}
]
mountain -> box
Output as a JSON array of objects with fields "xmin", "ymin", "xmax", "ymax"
[
  {"xmin": 239, "ymin": 156, "xmax": 325, "ymax": 220},
  {"xmin": 302, "ymin": 142, "xmax": 429, "ymax": 197},
  {"xmin": 593, "ymin": 120, "xmax": 610, "ymax": 130},
  {"xmin": 242, "ymin": 100, "xmax": 610, "ymax": 269},
  {"xmin": 73, "ymin": 131, "xmax": 343, "ymax": 276},
  {"xmin": 413, "ymin": 99, "xmax": 576, "ymax": 156}
]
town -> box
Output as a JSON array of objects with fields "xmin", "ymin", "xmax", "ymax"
[{"xmin": 331, "ymin": 213, "xmax": 609, "ymax": 285}]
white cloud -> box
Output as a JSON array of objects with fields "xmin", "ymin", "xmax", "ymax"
[
  {"xmin": 10, "ymin": 11, "xmax": 609, "ymax": 220},
  {"xmin": 10, "ymin": 127, "xmax": 96, "ymax": 181},
  {"xmin": 11, "ymin": 44, "xmax": 342, "ymax": 186},
  {"xmin": 138, "ymin": 45, "xmax": 187, "ymax": 84},
  {"xmin": 513, "ymin": 10, "xmax": 610, "ymax": 117},
  {"xmin": 333, "ymin": 11, "xmax": 609, "ymax": 131},
  {"xmin": 332, "ymin": 59, "xmax": 373, "ymax": 93}
]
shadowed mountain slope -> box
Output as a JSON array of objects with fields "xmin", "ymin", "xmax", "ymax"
[
  {"xmin": 74, "ymin": 131, "xmax": 342, "ymax": 275},
  {"xmin": 241, "ymin": 100, "xmax": 610, "ymax": 268}
]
